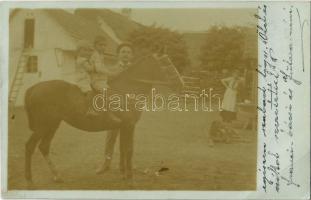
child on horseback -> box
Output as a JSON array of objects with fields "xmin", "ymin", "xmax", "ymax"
[
  {"xmin": 76, "ymin": 41, "xmax": 93, "ymax": 93},
  {"xmin": 89, "ymin": 36, "xmax": 125, "ymax": 89},
  {"xmin": 75, "ymin": 36, "xmax": 120, "ymax": 122}
]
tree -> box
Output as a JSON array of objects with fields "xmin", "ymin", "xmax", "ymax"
[
  {"xmin": 127, "ymin": 25, "xmax": 190, "ymax": 73},
  {"xmin": 199, "ymin": 26, "xmax": 247, "ymax": 71}
]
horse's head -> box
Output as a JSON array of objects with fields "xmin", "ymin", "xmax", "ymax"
[
  {"xmin": 108, "ymin": 53, "xmax": 184, "ymax": 95},
  {"xmin": 130, "ymin": 53, "xmax": 184, "ymax": 90}
]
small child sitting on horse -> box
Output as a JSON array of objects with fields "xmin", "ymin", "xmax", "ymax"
[{"xmin": 75, "ymin": 36, "xmax": 121, "ymax": 123}]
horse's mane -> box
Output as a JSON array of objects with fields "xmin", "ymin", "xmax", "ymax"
[
  {"xmin": 108, "ymin": 54, "xmax": 184, "ymax": 89},
  {"xmin": 108, "ymin": 54, "xmax": 155, "ymax": 83}
]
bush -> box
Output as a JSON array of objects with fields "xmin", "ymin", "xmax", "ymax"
[
  {"xmin": 200, "ymin": 26, "xmax": 246, "ymax": 71},
  {"xmin": 127, "ymin": 25, "xmax": 190, "ymax": 73}
]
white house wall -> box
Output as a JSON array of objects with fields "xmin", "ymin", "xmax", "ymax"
[{"xmin": 10, "ymin": 9, "xmax": 78, "ymax": 106}]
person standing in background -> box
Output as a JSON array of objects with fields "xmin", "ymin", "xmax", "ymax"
[{"xmin": 220, "ymin": 69, "xmax": 244, "ymax": 125}]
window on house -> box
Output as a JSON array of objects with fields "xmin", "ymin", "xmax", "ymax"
[
  {"xmin": 24, "ymin": 18, "xmax": 35, "ymax": 49},
  {"xmin": 26, "ymin": 56, "xmax": 38, "ymax": 73}
]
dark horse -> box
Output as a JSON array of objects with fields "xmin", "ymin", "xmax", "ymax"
[{"xmin": 24, "ymin": 54, "xmax": 183, "ymax": 183}]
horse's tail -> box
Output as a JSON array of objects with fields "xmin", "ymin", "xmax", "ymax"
[{"xmin": 24, "ymin": 85, "xmax": 36, "ymax": 131}]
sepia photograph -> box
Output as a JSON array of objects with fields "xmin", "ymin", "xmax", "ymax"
[{"xmin": 7, "ymin": 7, "xmax": 258, "ymax": 191}]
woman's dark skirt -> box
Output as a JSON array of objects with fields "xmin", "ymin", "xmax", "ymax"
[{"xmin": 220, "ymin": 110, "xmax": 237, "ymax": 123}]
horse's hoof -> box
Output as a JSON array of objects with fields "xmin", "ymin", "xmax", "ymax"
[
  {"xmin": 122, "ymin": 171, "xmax": 133, "ymax": 180},
  {"xmin": 120, "ymin": 167, "xmax": 125, "ymax": 174},
  {"xmin": 208, "ymin": 140, "xmax": 214, "ymax": 147},
  {"xmin": 26, "ymin": 180, "xmax": 35, "ymax": 189},
  {"xmin": 53, "ymin": 176, "xmax": 64, "ymax": 183},
  {"xmin": 122, "ymin": 175, "xmax": 133, "ymax": 181},
  {"xmin": 96, "ymin": 167, "xmax": 110, "ymax": 175}
]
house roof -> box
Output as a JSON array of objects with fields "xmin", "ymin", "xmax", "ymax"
[
  {"xmin": 10, "ymin": 8, "xmax": 142, "ymax": 54},
  {"xmin": 75, "ymin": 9, "xmax": 143, "ymax": 41},
  {"xmin": 45, "ymin": 9, "xmax": 111, "ymax": 45},
  {"xmin": 9, "ymin": 9, "xmax": 20, "ymax": 21}
]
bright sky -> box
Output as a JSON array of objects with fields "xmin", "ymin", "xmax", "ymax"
[{"xmin": 130, "ymin": 9, "xmax": 257, "ymax": 32}]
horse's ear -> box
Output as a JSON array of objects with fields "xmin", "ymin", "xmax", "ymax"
[
  {"xmin": 150, "ymin": 44, "xmax": 161, "ymax": 53},
  {"xmin": 152, "ymin": 53, "xmax": 169, "ymax": 61},
  {"xmin": 160, "ymin": 45, "xmax": 168, "ymax": 55},
  {"xmin": 154, "ymin": 45, "xmax": 168, "ymax": 57}
]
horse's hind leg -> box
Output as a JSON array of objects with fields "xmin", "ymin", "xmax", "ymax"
[
  {"xmin": 38, "ymin": 122, "xmax": 62, "ymax": 182},
  {"xmin": 25, "ymin": 132, "xmax": 42, "ymax": 183}
]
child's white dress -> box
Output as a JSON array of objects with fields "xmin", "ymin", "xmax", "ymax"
[{"xmin": 76, "ymin": 57, "xmax": 92, "ymax": 93}]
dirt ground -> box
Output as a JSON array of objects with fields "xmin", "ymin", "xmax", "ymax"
[{"xmin": 8, "ymin": 107, "xmax": 257, "ymax": 190}]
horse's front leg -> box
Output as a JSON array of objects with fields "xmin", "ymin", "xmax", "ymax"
[
  {"xmin": 96, "ymin": 129, "xmax": 119, "ymax": 174},
  {"xmin": 119, "ymin": 124, "xmax": 135, "ymax": 179}
]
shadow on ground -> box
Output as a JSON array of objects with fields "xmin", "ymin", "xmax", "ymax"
[{"xmin": 8, "ymin": 107, "xmax": 257, "ymax": 190}]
